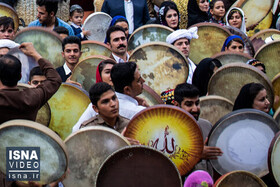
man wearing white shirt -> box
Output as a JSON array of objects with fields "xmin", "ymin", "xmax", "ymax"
[
  {"xmin": 106, "ymin": 26, "xmax": 130, "ymax": 63},
  {"xmin": 166, "ymin": 27, "xmax": 199, "ymax": 84},
  {"xmin": 72, "ymin": 61, "xmax": 146, "ymax": 132}
]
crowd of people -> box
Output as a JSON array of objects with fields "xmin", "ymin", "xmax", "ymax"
[{"xmin": 0, "ymin": 0, "xmax": 280, "ymax": 186}]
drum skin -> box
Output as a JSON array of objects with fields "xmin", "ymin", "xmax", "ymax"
[
  {"xmin": 199, "ymin": 95, "xmax": 233, "ymax": 125},
  {"xmin": 124, "ymin": 105, "xmax": 203, "ymax": 176},
  {"xmin": 0, "ymin": 3, "xmax": 19, "ymax": 31},
  {"xmin": 273, "ymin": 106, "xmax": 280, "ymax": 125},
  {"xmin": 138, "ymin": 84, "xmax": 164, "ymax": 106},
  {"xmin": 250, "ymin": 29, "xmax": 280, "ymax": 53},
  {"xmin": 48, "ymin": 83, "xmax": 90, "ymax": 140},
  {"xmin": 129, "ymin": 41, "xmax": 189, "ymax": 96},
  {"xmin": 82, "ymin": 12, "xmax": 112, "ymax": 42},
  {"xmin": 235, "ymin": 0, "xmax": 274, "ymax": 29},
  {"xmin": 208, "ymin": 109, "xmax": 280, "ymax": 177},
  {"xmin": 96, "ymin": 146, "xmax": 182, "ymax": 187},
  {"xmin": 80, "ymin": 40, "xmax": 112, "ymax": 62},
  {"xmin": 268, "ymin": 131, "xmax": 280, "ymax": 186},
  {"xmin": 63, "ymin": 126, "xmax": 130, "ymax": 187},
  {"xmin": 189, "ymin": 23, "xmax": 231, "ymax": 65},
  {"xmin": 272, "ymin": 73, "xmax": 280, "ymax": 110},
  {"xmin": 211, "ymin": 51, "xmax": 252, "ymax": 66},
  {"xmin": 128, "ymin": 24, "xmax": 173, "ymax": 51},
  {"xmin": 208, "ymin": 63, "xmax": 274, "ymax": 107},
  {"xmin": 14, "ymin": 27, "xmax": 64, "ymax": 68},
  {"xmin": 0, "ymin": 120, "xmax": 68, "ymax": 185},
  {"xmin": 247, "ymin": 12, "xmax": 274, "ymax": 38},
  {"xmin": 255, "ymin": 41, "xmax": 280, "ymax": 80},
  {"xmin": 214, "ymin": 170, "xmax": 266, "ymax": 187},
  {"xmin": 71, "ymin": 55, "xmax": 110, "ymax": 92}
]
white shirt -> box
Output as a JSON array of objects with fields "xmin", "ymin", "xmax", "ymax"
[
  {"xmin": 63, "ymin": 63, "xmax": 72, "ymax": 76},
  {"xmin": 72, "ymin": 92, "xmax": 146, "ymax": 133},
  {"xmin": 112, "ymin": 53, "xmax": 130, "ymax": 63},
  {"xmin": 187, "ymin": 58, "xmax": 196, "ymax": 84},
  {"xmin": 124, "ymin": 0, "xmax": 134, "ymax": 34}
]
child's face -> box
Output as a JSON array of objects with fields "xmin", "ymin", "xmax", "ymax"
[
  {"xmin": 210, "ymin": 1, "xmax": 225, "ymax": 20},
  {"xmin": 70, "ymin": 11, "xmax": 84, "ymax": 26}
]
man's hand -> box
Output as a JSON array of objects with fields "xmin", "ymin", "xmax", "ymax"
[
  {"xmin": 135, "ymin": 96, "xmax": 149, "ymax": 107},
  {"xmin": 19, "ymin": 42, "xmax": 42, "ymax": 62},
  {"xmin": 201, "ymin": 137, "xmax": 223, "ymax": 160},
  {"xmin": 121, "ymin": 127, "xmax": 140, "ymax": 145}
]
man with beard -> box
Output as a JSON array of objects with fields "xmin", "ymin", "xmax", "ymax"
[
  {"xmin": 106, "ymin": 25, "xmax": 129, "ymax": 63},
  {"xmin": 174, "ymin": 83, "xmax": 223, "ymax": 176},
  {"xmin": 28, "ymin": 0, "xmax": 74, "ymax": 36}
]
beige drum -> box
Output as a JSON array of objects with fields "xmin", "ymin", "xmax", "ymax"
[
  {"xmin": 208, "ymin": 63, "xmax": 274, "ymax": 106},
  {"xmin": 124, "ymin": 105, "xmax": 203, "ymax": 176},
  {"xmin": 71, "ymin": 55, "xmax": 111, "ymax": 92},
  {"xmin": 268, "ymin": 131, "xmax": 280, "ymax": 186},
  {"xmin": 0, "ymin": 119, "xmax": 68, "ymax": 185},
  {"xmin": 211, "ymin": 51, "xmax": 252, "ymax": 66},
  {"xmin": 250, "ymin": 29, "xmax": 280, "ymax": 52},
  {"xmin": 129, "ymin": 41, "xmax": 189, "ymax": 95},
  {"xmin": 82, "ymin": 12, "xmax": 112, "ymax": 42},
  {"xmin": 48, "ymin": 83, "xmax": 90, "ymax": 140},
  {"xmin": 63, "ymin": 126, "xmax": 130, "ymax": 187},
  {"xmin": 80, "ymin": 40, "xmax": 112, "ymax": 62},
  {"xmin": 199, "ymin": 95, "xmax": 233, "ymax": 125},
  {"xmin": 255, "ymin": 41, "xmax": 280, "ymax": 80},
  {"xmin": 14, "ymin": 27, "xmax": 64, "ymax": 68},
  {"xmin": 189, "ymin": 23, "xmax": 231, "ymax": 65}
]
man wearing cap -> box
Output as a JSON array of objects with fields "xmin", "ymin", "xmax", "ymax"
[
  {"xmin": 166, "ymin": 27, "xmax": 198, "ymax": 84},
  {"xmin": 28, "ymin": 0, "xmax": 74, "ymax": 36}
]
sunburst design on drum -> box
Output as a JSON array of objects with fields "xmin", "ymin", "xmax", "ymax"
[
  {"xmin": 71, "ymin": 55, "xmax": 110, "ymax": 92},
  {"xmin": 255, "ymin": 41, "xmax": 280, "ymax": 80},
  {"xmin": 129, "ymin": 42, "xmax": 189, "ymax": 95},
  {"xmin": 124, "ymin": 105, "xmax": 203, "ymax": 175},
  {"xmin": 48, "ymin": 83, "xmax": 90, "ymax": 140}
]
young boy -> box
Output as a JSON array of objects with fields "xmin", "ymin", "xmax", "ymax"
[
  {"xmin": 28, "ymin": 66, "xmax": 47, "ymax": 87},
  {"xmin": 69, "ymin": 4, "xmax": 90, "ymax": 41}
]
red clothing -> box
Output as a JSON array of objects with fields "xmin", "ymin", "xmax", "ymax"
[{"xmin": 0, "ymin": 58, "xmax": 62, "ymax": 124}]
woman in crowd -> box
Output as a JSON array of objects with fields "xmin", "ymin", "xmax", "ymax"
[
  {"xmin": 187, "ymin": 0, "xmax": 210, "ymax": 27},
  {"xmin": 233, "ymin": 83, "xmax": 270, "ymax": 113},
  {"xmin": 157, "ymin": 1, "xmax": 180, "ymax": 30},
  {"xmin": 221, "ymin": 35, "xmax": 244, "ymax": 53},
  {"xmin": 192, "ymin": 58, "xmax": 222, "ymax": 96},
  {"xmin": 225, "ymin": 7, "xmax": 246, "ymax": 34},
  {"xmin": 209, "ymin": 0, "xmax": 225, "ymax": 26}
]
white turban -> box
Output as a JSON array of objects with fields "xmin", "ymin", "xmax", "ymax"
[
  {"xmin": 166, "ymin": 27, "xmax": 199, "ymax": 44},
  {"xmin": 0, "ymin": 39, "xmax": 20, "ymax": 49}
]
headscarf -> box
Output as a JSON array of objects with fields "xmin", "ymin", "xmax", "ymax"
[
  {"xmin": 157, "ymin": 1, "xmax": 180, "ymax": 30},
  {"xmin": 187, "ymin": 0, "xmax": 210, "ymax": 27},
  {"xmin": 95, "ymin": 59, "xmax": 116, "ymax": 83},
  {"xmin": 192, "ymin": 58, "xmax": 222, "ymax": 96},
  {"xmin": 221, "ymin": 35, "xmax": 244, "ymax": 51},
  {"xmin": 166, "ymin": 27, "xmax": 199, "ymax": 44},
  {"xmin": 233, "ymin": 83, "xmax": 266, "ymax": 111},
  {"xmin": 184, "ymin": 170, "xmax": 213, "ymax": 187},
  {"xmin": 247, "ymin": 59, "xmax": 266, "ymax": 74},
  {"xmin": 160, "ymin": 89, "xmax": 174, "ymax": 105},
  {"xmin": 225, "ymin": 7, "xmax": 246, "ymax": 34}
]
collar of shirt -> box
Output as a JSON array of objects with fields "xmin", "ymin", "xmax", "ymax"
[
  {"xmin": 63, "ymin": 63, "xmax": 72, "ymax": 75},
  {"xmin": 116, "ymin": 92, "xmax": 138, "ymax": 106},
  {"xmin": 112, "ymin": 53, "xmax": 130, "ymax": 63},
  {"xmin": 71, "ymin": 22, "xmax": 82, "ymax": 28}
]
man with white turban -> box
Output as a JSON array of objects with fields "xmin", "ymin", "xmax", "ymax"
[{"xmin": 166, "ymin": 27, "xmax": 198, "ymax": 84}]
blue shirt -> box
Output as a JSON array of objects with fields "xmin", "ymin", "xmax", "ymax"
[{"xmin": 28, "ymin": 17, "xmax": 74, "ymax": 36}]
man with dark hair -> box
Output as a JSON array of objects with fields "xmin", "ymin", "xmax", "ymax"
[
  {"xmin": 0, "ymin": 42, "xmax": 61, "ymax": 124},
  {"xmin": 28, "ymin": 0, "xmax": 74, "ymax": 35},
  {"xmin": 80, "ymin": 82, "xmax": 129, "ymax": 133},
  {"xmin": 56, "ymin": 36, "xmax": 82, "ymax": 83},
  {"xmin": 174, "ymin": 83, "xmax": 222, "ymax": 176},
  {"xmin": 28, "ymin": 66, "xmax": 46, "ymax": 87},
  {"xmin": 0, "ymin": 16, "xmax": 15, "ymax": 40},
  {"xmin": 106, "ymin": 25, "xmax": 129, "ymax": 63}
]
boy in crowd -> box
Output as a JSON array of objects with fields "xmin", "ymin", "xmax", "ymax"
[{"xmin": 28, "ymin": 66, "xmax": 47, "ymax": 87}]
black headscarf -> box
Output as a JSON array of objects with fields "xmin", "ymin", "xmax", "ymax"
[
  {"xmin": 187, "ymin": 0, "xmax": 210, "ymax": 28},
  {"xmin": 233, "ymin": 83, "xmax": 265, "ymax": 111},
  {"xmin": 192, "ymin": 58, "xmax": 222, "ymax": 96},
  {"xmin": 157, "ymin": 1, "xmax": 180, "ymax": 30}
]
